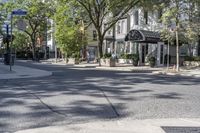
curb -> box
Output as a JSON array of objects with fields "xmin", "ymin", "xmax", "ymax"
[
  {"xmin": 152, "ymin": 71, "xmax": 200, "ymax": 78},
  {"xmin": 0, "ymin": 65, "xmax": 52, "ymax": 79},
  {"xmin": 14, "ymin": 118, "xmax": 200, "ymax": 133}
]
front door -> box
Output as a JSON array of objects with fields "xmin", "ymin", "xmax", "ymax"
[
  {"xmin": 142, "ymin": 45, "xmax": 145, "ymax": 63},
  {"xmin": 160, "ymin": 44, "xmax": 164, "ymax": 64},
  {"xmin": 141, "ymin": 43, "xmax": 148, "ymax": 65}
]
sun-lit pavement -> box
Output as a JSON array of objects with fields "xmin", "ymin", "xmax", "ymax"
[{"xmin": 0, "ymin": 61, "xmax": 200, "ymax": 132}]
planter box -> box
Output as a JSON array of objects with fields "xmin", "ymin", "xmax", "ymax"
[
  {"xmin": 118, "ymin": 59, "xmax": 133, "ymax": 64},
  {"xmin": 68, "ymin": 58, "xmax": 79, "ymax": 64},
  {"xmin": 183, "ymin": 61, "xmax": 200, "ymax": 67},
  {"xmin": 100, "ymin": 58, "xmax": 116, "ymax": 67}
]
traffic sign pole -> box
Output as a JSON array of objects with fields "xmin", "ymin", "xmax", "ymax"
[
  {"xmin": 9, "ymin": 9, "xmax": 27, "ymax": 71},
  {"xmin": 10, "ymin": 14, "xmax": 13, "ymax": 71}
]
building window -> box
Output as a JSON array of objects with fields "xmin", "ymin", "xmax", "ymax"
[
  {"xmin": 144, "ymin": 10, "xmax": 148, "ymax": 24},
  {"xmin": 93, "ymin": 30, "xmax": 97, "ymax": 40},
  {"xmin": 121, "ymin": 20, "xmax": 125, "ymax": 33},
  {"xmin": 104, "ymin": 24, "xmax": 107, "ymax": 31},
  {"xmin": 126, "ymin": 42, "xmax": 131, "ymax": 53},
  {"xmin": 47, "ymin": 33, "xmax": 52, "ymax": 41},
  {"xmin": 108, "ymin": 30, "xmax": 111, "ymax": 35},
  {"xmin": 116, "ymin": 41, "xmax": 125, "ymax": 57},
  {"xmin": 117, "ymin": 22, "xmax": 121, "ymax": 34},
  {"xmin": 134, "ymin": 10, "xmax": 139, "ymax": 25},
  {"xmin": 158, "ymin": 9, "xmax": 162, "ymax": 22}
]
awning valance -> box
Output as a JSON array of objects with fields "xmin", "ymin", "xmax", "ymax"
[{"xmin": 125, "ymin": 29, "xmax": 161, "ymax": 43}]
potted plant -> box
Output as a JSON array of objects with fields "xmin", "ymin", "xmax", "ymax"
[
  {"xmin": 100, "ymin": 53, "xmax": 116, "ymax": 67},
  {"xmin": 125, "ymin": 54, "xmax": 139, "ymax": 66},
  {"xmin": 68, "ymin": 53, "xmax": 80, "ymax": 64},
  {"xmin": 131, "ymin": 54, "xmax": 139, "ymax": 66},
  {"xmin": 149, "ymin": 56, "xmax": 156, "ymax": 67}
]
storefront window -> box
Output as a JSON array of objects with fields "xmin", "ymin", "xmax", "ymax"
[
  {"xmin": 116, "ymin": 41, "xmax": 125, "ymax": 57},
  {"xmin": 126, "ymin": 42, "xmax": 130, "ymax": 53}
]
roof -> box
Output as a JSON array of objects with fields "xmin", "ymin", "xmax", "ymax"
[{"xmin": 125, "ymin": 29, "xmax": 161, "ymax": 43}]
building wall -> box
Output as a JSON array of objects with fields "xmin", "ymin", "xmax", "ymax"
[{"xmin": 103, "ymin": 6, "xmax": 198, "ymax": 66}]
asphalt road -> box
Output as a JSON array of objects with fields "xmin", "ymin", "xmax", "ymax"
[{"xmin": 0, "ymin": 61, "xmax": 200, "ymax": 132}]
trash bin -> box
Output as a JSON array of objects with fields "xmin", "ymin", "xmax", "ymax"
[{"xmin": 4, "ymin": 53, "xmax": 14, "ymax": 65}]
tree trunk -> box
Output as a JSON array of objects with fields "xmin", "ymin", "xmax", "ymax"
[
  {"xmin": 176, "ymin": 28, "xmax": 179, "ymax": 72},
  {"xmin": 187, "ymin": 44, "xmax": 193, "ymax": 57},
  {"xmin": 198, "ymin": 35, "xmax": 200, "ymax": 56},
  {"xmin": 98, "ymin": 37, "xmax": 104, "ymax": 58},
  {"xmin": 31, "ymin": 38, "xmax": 36, "ymax": 61}
]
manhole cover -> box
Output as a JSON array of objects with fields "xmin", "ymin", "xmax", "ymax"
[{"xmin": 162, "ymin": 126, "xmax": 200, "ymax": 133}]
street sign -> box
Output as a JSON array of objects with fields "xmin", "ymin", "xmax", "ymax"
[
  {"xmin": 12, "ymin": 9, "xmax": 27, "ymax": 16},
  {"xmin": 16, "ymin": 19, "xmax": 27, "ymax": 31}
]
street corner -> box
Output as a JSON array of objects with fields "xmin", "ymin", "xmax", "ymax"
[{"xmin": 0, "ymin": 64, "xmax": 52, "ymax": 79}]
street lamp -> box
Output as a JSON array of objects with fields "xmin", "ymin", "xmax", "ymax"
[
  {"xmin": 79, "ymin": 20, "xmax": 85, "ymax": 60},
  {"xmin": 44, "ymin": 17, "xmax": 48, "ymax": 60}
]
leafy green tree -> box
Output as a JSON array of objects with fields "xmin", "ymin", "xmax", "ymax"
[
  {"xmin": 12, "ymin": 31, "xmax": 30, "ymax": 51},
  {"xmin": 74, "ymin": 0, "xmax": 140, "ymax": 58},
  {"xmin": 161, "ymin": 0, "xmax": 188, "ymax": 71},
  {"xmin": 1, "ymin": 0, "xmax": 55, "ymax": 60},
  {"xmin": 18, "ymin": 0, "xmax": 55, "ymax": 60},
  {"xmin": 54, "ymin": 1, "xmax": 86, "ymax": 59},
  {"xmin": 184, "ymin": 0, "xmax": 200, "ymax": 56}
]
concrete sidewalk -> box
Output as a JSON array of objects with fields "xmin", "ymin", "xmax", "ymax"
[
  {"xmin": 0, "ymin": 63, "xmax": 52, "ymax": 79},
  {"xmin": 15, "ymin": 118, "xmax": 200, "ymax": 133},
  {"xmin": 17, "ymin": 59, "xmax": 200, "ymax": 77},
  {"xmin": 152, "ymin": 67, "xmax": 200, "ymax": 78}
]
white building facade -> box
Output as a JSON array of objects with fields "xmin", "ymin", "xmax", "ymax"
[{"xmin": 103, "ymin": 7, "xmax": 196, "ymax": 66}]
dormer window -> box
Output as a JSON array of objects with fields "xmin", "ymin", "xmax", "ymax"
[
  {"xmin": 93, "ymin": 30, "xmax": 97, "ymax": 40},
  {"xmin": 158, "ymin": 9, "xmax": 162, "ymax": 22},
  {"xmin": 117, "ymin": 22, "xmax": 121, "ymax": 34},
  {"xmin": 134, "ymin": 10, "xmax": 139, "ymax": 25},
  {"xmin": 144, "ymin": 10, "xmax": 148, "ymax": 24},
  {"xmin": 121, "ymin": 20, "xmax": 125, "ymax": 33}
]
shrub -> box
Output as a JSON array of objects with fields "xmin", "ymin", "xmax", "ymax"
[
  {"xmin": 148, "ymin": 56, "xmax": 156, "ymax": 67},
  {"xmin": 126, "ymin": 54, "xmax": 139, "ymax": 66},
  {"xmin": 70, "ymin": 53, "xmax": 80, "ymax": 59},
  {"xmin": 103, "ymin": 53, "xmax": 112, "ymax": 58},
  {"xmin": 120, "ymin": 53, "xmax": 127, "ymax": 59},
  {"xmin": 184, "ymin": 56, "xmax": 200, "ymax": 61}
]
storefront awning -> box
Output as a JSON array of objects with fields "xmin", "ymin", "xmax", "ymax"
[{"xmin": 125, "ymin": 29, "xmax": 161, "ymax": 43}]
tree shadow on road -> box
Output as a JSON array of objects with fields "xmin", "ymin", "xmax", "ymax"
[{"xmin": 0, "ymin": 66, "xmax": 199, "ymax": 132}]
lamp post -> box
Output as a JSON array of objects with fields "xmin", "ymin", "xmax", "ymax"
[
  {"xmin": 44, "ymin": 17, "xmax": 48, "ymax": 60},
  {"xmin": 80, "ymin": 20, "xmax": 85, "ymax": 60}
]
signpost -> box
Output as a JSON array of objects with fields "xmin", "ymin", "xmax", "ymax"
[
  {"xmin": 9, "ymin": 9, "xmax": 27, "ymax": 71},
  {"xmin": 12, "ymin": 9, "xmax": 27, "ymax": 16},
  {"xmin": 16, "ymin": 19, "xmax": 27, "ymax": 31}
]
